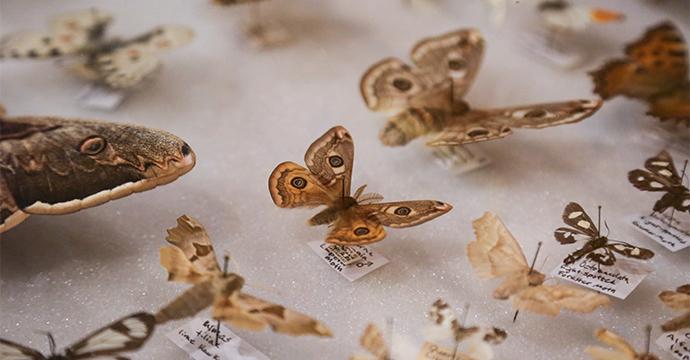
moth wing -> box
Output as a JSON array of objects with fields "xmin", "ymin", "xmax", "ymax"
[
  {"xmin": 304, "ymin": 126, "xmax": 354, "ymax": 196},
  {"xmin": 130, "ymin": 25, "xmax": 195, "ymax": 52},
  {"xmin": 49, "ymin": 9, "xmax": 112, "ymax": 37},
  {"xmin": 0, "ymin": 339, "xmax": 45, "ymax": 360},
  {"xmin": 425, "ymin": 299, "xmax": 460, "ymax": 342},
  {"xmin": 659, "ymin": 288, "xmax": 690, "ymax": 310},
  {"xmin": 627, "ymin": 169, "xmax": 673, "ymax": 192},
  {"xmin": 662, "ymin": 312, "xmax": 690, "ymax": 332},
  {"xmin": 268, "ymin": 162, "xmax": 333, "ymax": 208},
  {"xmin": 410, "ymin": 28, "xmax": 484, "ymax": 99},
  {"xmin": 93, "ymin": 44, "xmax": 161, "ymax": 89},
  {"xmin": 360, "ymin": 57, "xmax": 434, "ymax": 114},
  {"xmin": 468, "ymin": 212, "xmax": 530, "ymax": 279},
  {"xmin": 589, "ymin": 329, "xmax": 638, "ymax": 358},
  {"xmin": 647, "ymin": 85, "xmax": 690, "ymax": 123},
  {"xmin": 426, "ymin": 112, "xmax": 513, "ymax": 146},
  {"xmin": 357, "ymin": 200, "xmax": 452, "ymax": 228},
  {"xmin": 512, "ymin": 285, "xmax": 610, "ymax": 316},
  {"xmin": 163, "ymin": 215, "xmax": 220, "ymax": 277},
  {"xmin": 607, "ymin": 242, "xmax": 655, "ymax": 261},
  {"xmin": 644, "ymin": 150, "xmax": 682, "ymax": 183},
  {"xmin": 359, "ymin": 324, "xmax": 388, "ymax": 359},
  {"xmin": 492, "ymin": 272, "xmax": 531, "ymax": 300},
  {"xmin": 155, "ymin": 281, "xmax": 215, "ymax": 324},
  {"xmin": 65, "ymin": 312, "xmax": 155, "ymax": 359},
  {"xmin": 324, "ymin": 208, "xmax": 386, "ymax": 246},
  {"xmin": 480, "ymin": 99, "xmax": 602, "ymax": 129},
  {"xmin": 584, "ymin": 346, "xmax": 635, "ymax": 360},
  {"xmin": 557, "ymin": 202, "xmax": 599, "ymax": 240}
]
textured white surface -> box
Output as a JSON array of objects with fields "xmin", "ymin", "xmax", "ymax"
[{"xmin": 1, "ymin": 0, "xmax": 689, "ymax": 359}]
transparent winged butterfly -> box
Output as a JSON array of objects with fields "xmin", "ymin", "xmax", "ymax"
[
  {"xmin": 268, "ymin": 126, "xmax": 452, "ymax": 245},
  {"xmin": 554, "ymin": 202, "xmax": 655, "ymax": 266},
  {"xmin": 585, "ymin": 327, "xmax": 659, "ymax": 360},
  {"xmin": 0, "ymin": 312, "xmax": 155, "ymax": 360},
  {"xmin": 0, "ymin": 8, "xmax": 194, "ymax": 89},
  {"xmin": 468, "ymin": 212, "xmax": 610, "ymax": 316},
  {"xmin": 360, "ymin": 28, "xmax": 601, "ymax": 147},
  {"xmin": 659, "ymin": 284, "xmax": 690, "ymax": 332},
  {"xmin": 628, "ymin": 150, "xmax": 690, "ymax": 215},
  {"xmin": 155, "ymin": 215, "xmax": 333, "ymax": 337}
]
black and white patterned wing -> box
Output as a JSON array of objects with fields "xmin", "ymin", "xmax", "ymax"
[
  {"xmin": 0, "ymin": 339, "xmax": 45, "ymax": 360},
  {"xmin": 606, "ymin": 242, "xmax": 655, "ymax": 261},
  {"xmin": 554, "ymin": 202, "xmax": 599, "ymax": 244},
  {"xmin": 64, "ymin": 313, "xmax": 155, "ymax": 359}
]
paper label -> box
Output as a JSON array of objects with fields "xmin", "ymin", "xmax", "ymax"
[
  {"xmin": 324, "ymin": 244, "xmax": 363, "ymax": 265},
  {"xmin": 166, "ymin": 318, "xmax": 269, "ymax": 360},
  {"xmin": 307, "ymin": 241, "xmax": 388, "ymax": 281},
  {"xmin": 657, "ymin": 329, "xmax": 690, "ymax": 360},
  {"xmin": 630, "ymin": 213, "xmax": 690, "ymax": 252},
  {"xmin": 518, "ymin": 31, "xmax": 583, "ymax": 69},
  {"xmin": 76, "ymin": 84, "xmax": 126, "ymax": 110},
  {"xmin": 416, "ymin": 342, "xmax": 473, "ymax": 360},
  {"xmin": 432, "ymin": 145, "xmax": 491, "ymax": 175},
  {"xmin": 552, "ymin": 257, "xmax": 651, "ymax": 299}
]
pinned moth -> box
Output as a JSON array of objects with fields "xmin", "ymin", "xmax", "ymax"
[
  {"xmin": 349, "ymin": 323, "xmax": 391, "ymax": 360},
  {"xmin": 590, "ymin": 21, "xmax": 690, "ymax": 125},
  {"xmin": 468, "ymin": 212, "xmax": 610, "ymax": 317},
  {"xmin": 0, "ymin": 9, "xmax": 194, "ymax": 89},
  {"xmin": 585, "ymin": 326, "xmax": 659, "ymax": 360},
  {"xmin": 628, "ymin": 150, "xmax": 690, "ymax": 219},
  {"xmin": 360, "ymin": 28, "xmax": 601, "ymax": 148},
  {"xmin": 155, "ymin": 215, "xmax": 333, "ymax": 337},
  {"xmin": 0, "ymin": 108, "xmax": 196, "ymax": 234},
  {"xmin": 211, "ymin": 0, "xmax": 289, "ymax": 49},
  {"xmin": 0, "ymin": 312, "xmax": 155, "ymax": 359},
  {"xmin": 268, "ymin": 126, "xmax": 452, "ymax": 246},
  {"xmin": 555, "ymin": 202, "xmax": 655, "ymax": 266},
  {"xmin": 659, "ymin": 284, "xmax": 690, "ymax": 332}
]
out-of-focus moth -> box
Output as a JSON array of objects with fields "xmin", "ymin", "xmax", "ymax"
[
  {"xmin": 468, "ymin": 212, "xmax": 610, "ymax": 316},
  {"xmin": 585, "ymin": 327, "xmax": 659, "ymax": 360},
  {"xmin": 349, "ymin": 323, "xmax": 390, "ymax": 360},
  {"xmin": 268, "ymin": 126, "xmax": 452, "ymax": 245},
  {"xmin": 360, "ymin": 28, "xmax": 601, "ymax": 148},
  {"xmin": 554, "ymin": 202, "xmax": 655, "ymax": 266},
  {"xmin": 0, "ymin": 312, "xmax": 155, "ymax": 359},
  {"xmin": 659, "ymin": 284, "xmax": 690, "ymax": 332},
  {"xmin": 0, "ymin": 107, "xmax": 196, "ymax": 233},
  {"xmin": 155, "ymin": 215, "xmax": 333, "ymax": 337},
  {"xmin": 590, "ymin": 21, "xmax": 689, "ymax": 125},
  {"xmin": 0, "ymin": 9, "xmax": 195, "ymax": 89},
  {"xmin": 536, "ymin": 0, "xmax": 624, "ymax": 33},
  {"xmin": 628, "ymin": 150, "xmax": 689, "ymax": 216}
]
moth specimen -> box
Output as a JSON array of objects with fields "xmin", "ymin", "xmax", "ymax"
[
  {"xmin": 468, "ymin": 212, "xmax": 610, "ymax": 316},
  {"xmin": 659, "ymin": 284, "xmax": 690, "ymax": 332},
  {"xmin": 0, "ymin": 312, "xmax": 155, "ymax": 359},
  {"xmin": 628, "ymin": 150, "xmax": 689, "ymax": 216},
  {"xmin": 349, "ymin": 323, "xmax": 391, "ymax": 360},
  {"xmin": 155, "ymin": 215, "xmax": 332, "ymax": 337},
  {"xmin": 0, "ymin": 9, "xmax": 195, "ymax": 89},
  {"xmin": 0, "ymin": 108, "xmax": 196, "ymax": 234},
  {"xmin": 585, "ymin": 327, "xmax": 659, "ymax": 360},
  {"xmin": 360, "ymin": 28, "xmax": 601, "ymax": 147},
  {"xmin": 590, "ymin": 21, "xmax": 689, "ymax": 125},
  {"xmin": 554, "ymin": 202, "xmax": 655, "ymax": 266},
  {"xmin": 268, "ymin": 126, "xmax": 452, "ymax": 245}
]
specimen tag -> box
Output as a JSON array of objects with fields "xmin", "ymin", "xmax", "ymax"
[
  {"xmin": 630, "ymin": 213, "xmax": 690, "ymax": 252},
  {"xmin": 432, "ymin": 145, "xmax": 491, "ymax": 175},
  {"xmin": 166, "ymin": 318, "xmax": 269, "ymax": 360},
  {"xmin": 551, "ymin": 257, "xmax": 651, "ymax": 299},
  {"xmin": 416, "ymin": 341, "xmax": 473, "ymax": 360},
  {"xmin": 76, "ymin": 84, "xmax": 126, "ymax": 110},
  {"xmin": 324, "ymin": 244, "xmax": 363, "ymax": 265},
  {"xmin": 307, "ymin": 240, "xmax": 388, "ymax": 281},
  {"xmin": 656, "ymin": 329, "xmax": 690, "ymax": 360}
]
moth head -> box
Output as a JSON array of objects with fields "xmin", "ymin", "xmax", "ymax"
[
  {"xmin": 526, "ymin": 270, "xmax": 545, "ymax": 286},
  {"xmin": 213, "ymin": 273, "xmax": 245, "ymax": 295}
]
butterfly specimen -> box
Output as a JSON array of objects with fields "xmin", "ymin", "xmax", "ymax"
[
  {"xmin": 585, "ymin": 327, "xmax": 659, "ymax": 360},
  {"xmin": 659, "ymin": 284, "xmax": 690, "ymax": 332},
  {"xmin": 349, "ymin": 323, "xmax": 390, "ymax": 360},
  {"xmin": 628, "ymin": 150, "xmax": 689, "ymax": 217},
  {"xmin": 360, "ymin": 28, "xmax": 602, "ymax": 148},
  {"xmin": 590, "ymin": 21, "xmax": 690, "ymax": 125},
  {"xmin": 0, "ymin": 108, "xmax": 196, "ymax": 234},
  {"xmin": 155, "ymin": 215, "xmax": 333, "ymax": 337},
  {"xmin": 468, "ymin": 212, "xmax": 610, "ymax": 317},
  {"xmin": 0, "ymin": 9, "xmax": 194, "ymax": 89},
  {"xmin": 0, "ymin": 312, "xmax": 155, "ymax": 359},
  {"xmin": 554, "ymin": 202, "xmax": 655, "ymax": 266},
  {"xmin": 268, "ymin": 126, "xmax": 452, "ymax": 245}
]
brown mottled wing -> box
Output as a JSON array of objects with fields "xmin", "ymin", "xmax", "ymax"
[
  {"xmin": 304, "ymin": 126, "xmax": 354, "ymax": 196},
  {"xmin": 427, "ymin": 299, "xmax": 478, "ymax": 343},
  {"xmin": 325, "ymin": 208, "xmax": 386, "ymax": 246},
  {"xmin": 65, "ymin": 312, "xmax": 155, "ymax": 359},
  {"xmin": 357, "ymin": 200, "xmax": 452, "ymax": 228},
  {"xmin": 0, "ymin": 339, "xmax": 45, "ymax": 360},
  {"xmin": 426, "ymin": 112, "xmax": 513, "ymax": 146},
  {"xmin": 512, "ymin": 285, "xmax": 610, "ymax": 316},
  {"xmin": 163, "ymin": 215, "xmax": 220, "ymax": 279},
  {"xmin": 155, "ymin": 281, "xmax": 216, "ymax": 324},
  {"xmin": 662, "ymin": 312, "xmax": 690, "ymax": 332},
  {"xmin": 584, "ymin": 329, "xmax": 637, "ymax": 360},
  {"xmin": 648, "ymin": 85, "xmax": 690, "ymax": 123},
  {"xmin": 660, "ymin": 285, "xmax": 690, "ymax": 331},
  {"xmin": 359, "ymin": 324, "xmax": 389, "ymax": 359},
  {"xmin": 268, "ymin": 162, "xmax": 333, "ymax": 208},
  {"xmin": 468, "ymin": 212, "xmax": 530, "ymax": 279},
  {"xmin": 554, "ymin": 202, "xmax": 598, "ymax": 244},
  {"xmin": 360, "ymin": 57, "xmax": 435, "ymax": 114},
  {"xmin": 410, "ymin": 28, "xmax": 484, "ymax": 100}
]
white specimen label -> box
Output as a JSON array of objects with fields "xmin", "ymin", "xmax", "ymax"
[
  {"xmin": 431, "ymin": 145, "xmax": 491, "ymax": 175},
  {"xmin": 630, "ymin": 213, "xmax": 690, "ymax": 252},
  {"xmin": 552, "ymin": 257, "xmax": 651, "ymax": 299},
  {"xmin": 76, "ymin": 84, "xmax": 126, "ymax": 110},
  {"xmin": 657, "ymin": 329, "xmax": 690, "ymax": 360},
  {"xmin": 307, "ymin": 241, "xmax": 389, "ymax": 281},
  {"xmin": 166, "ymin": 318, "xmax": 269, "ymax": 360}
]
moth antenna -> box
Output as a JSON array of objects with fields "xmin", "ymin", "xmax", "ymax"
[
  {"xmin": 385, "ymin": 317, "xmax": 394, "ymax": 360},
  {"xmin": 538, "ymin": 256, "xmax": 550, "ymax": 272},
  {"xmin": 529, "ymin": 242, "xmax": 543, "ymax": 273},
  {"xmin": 597, "ymin": 205, "xmax": 602, "ymax": 237},
  {"xmin": 36, "ymin": 331, "xmax": 57, "ymax": 355},
  {"xmin": 222, "ymin": 255, "xmax": 230, "ymax": 276},
  {"xmin": 512, "ymin": 310, "xmax": 520, "ymax": 323},
  {"xmin": 603, "ymin": 221, "xmax": 610, "ymax": 238},
  {"xmin": 644, "ymin": 325, "xmax": 652, "ymax": 354},
  {"xmin": 461, "ymin": 303, "xmax": 471, "ymax": 325}
]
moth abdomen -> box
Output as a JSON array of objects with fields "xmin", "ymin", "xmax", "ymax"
[{"xmin": 379, "ymin": 108, "xmax": 444, "ymax": 146}]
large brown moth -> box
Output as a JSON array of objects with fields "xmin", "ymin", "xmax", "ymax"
[
  {"xmin": 155, "ymin": 215, "xmax": 333, "ymax": 337},
  {"xmin": 585, "ymin": 327, "xmax": 659, "ymax": 360},
  {"xmin": 0, "ymin": 9, "xmax": 195, "ymax": 89},
  {"xmin": 628, "ymin": 150, "xmax": 689, "ymax": 217},
  {"xmin": 0, "ymin": 312, "xmax": 155, "ymax": 359},
  {"xmin": 268, "ymin": 126, "xmax": 452, "ymax": 246},
  {"xmin": 0, "ymin": 109, "xmax": 196, "ymax": 234},
  {"xmin": 659, "ymin": 284, "xmax": 690, "ymax": 332},
  {"xmin": 360, "ymin": 28, "xmax": 602, "ymax": 147},
  {"xmin": 554, "ymin": 202, "xmax": 655, "ymax": 266},
  {"xmin": 590, "ymin": 21, "xmax": 690, "ymax": 125},
  {"xmin": 468, "ymin": 212, "xmax": 610, "ymax": 317}
]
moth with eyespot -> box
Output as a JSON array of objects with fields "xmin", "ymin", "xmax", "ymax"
[
  {"xmin": 554, "ymin": 202, "xmax": 655, "ymax": 266},
  {"xmin": 0, "ymin": 107, "xmax": 196, "ymax": 233},
  {"xmin": 360, "ymin": 28, "xmax": 602, "ymax": 148},
  {"xmin": 0, "ymin": 312, "xmax": 155, "ymax": 360},
  {"xmin": 268, "ymin": 126, "xmax": 453, "ymax": 246},
  {"xmin": 0, "ymin": 9, "xmax": 194, "ymax": 89},
  {"xmin": 628, "ymin": 150, "xmax": 690, "ymax": 215}
]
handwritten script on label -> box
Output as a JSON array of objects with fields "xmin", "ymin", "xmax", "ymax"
[
  {"xmin": 166, "ymin": 318, "xmax": 269, "ymax": 360},
  {"xmin": 657, "ymin": 329, "xmax": 690, "ymax": 360},
  {"xmin": 307, "ymin": 240, "xmax": 389, "ymax": 281},
  {"xmin": 552, "ymin": 258, "xmax": 650, "ymax": 299},
  {"xmin": 325, "ymin": 244, "xmax": 363, "ymax": 265},
  {"xmin": 631, "ymin": 213, "xmax": 690, "ymax": 252},
  {"xmin": 416, "ymin": 342, "xmax": 473, "ymax": 360}
]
